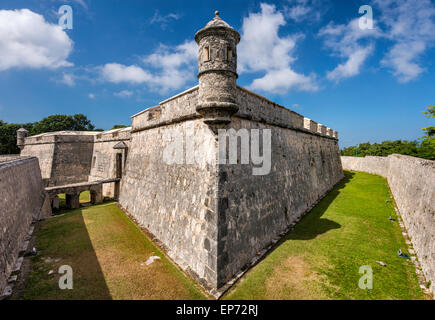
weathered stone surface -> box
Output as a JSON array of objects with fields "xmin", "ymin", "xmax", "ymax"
[
  {"xmin": 217, "ymin": 118, "xmax": 343, "ymax": 286},
  {"xmin": 119, "ymin": 119, "xmax": 220, "ymax": 286},
  {"xmin": 342, "ymin": 154, "xmax": 435, "ymax": 296},
  {"xmin": 88, "ymin": 127, "xmax": 131, "ymax": 198},
  {"xmin": 341, "ymin": 155, "xmax": 389, "ymax": 176},
  {"xmin": 9, "ymin": 12, "xmax": 344, "ymax": 293},
  {"xmin": 118, "ymin": 12, "xmax": 343, "ymax": 290},
  {"xmin": 0, "ymin": 157, "xmax": 46, "ymax": 293},
  {"xmin": 20, "ymin": 128, "xmax": 131, "ymax": 200},
  {"xmin": 20, "ymin": 131, "xmax": 98, "ymax": 186}
]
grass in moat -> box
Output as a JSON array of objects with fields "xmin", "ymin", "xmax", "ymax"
[
  {"xmin": 224, "ymin": 171, "xmax": 430, "ymax": 300},
  {"xmin": 18, "ymin": 171, "xmax": 429, "ymax": 300},
  {"xmin": 57, "ymin": 190, "xmax": 90, "ymax": 206},
  {"xmin": 18, "ymin": 202, "xmax": 207, "ymax": 300}
]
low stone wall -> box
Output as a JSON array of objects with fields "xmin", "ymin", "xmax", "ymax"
[
  {"xmin": 340, "ymin": 155, "xmax": 389, "ymax": 177},
  {"xmin": 20, "ymin": 132, "xmax": 98, "ymax": 187},
  {"xmin": 341, "ymin": 154, "xmax": 435, "ymax": 296},
  {"xmin": 0, "ymin": 157, "xmax": 48, "ymax": 294},
  {"xmin": 0, "ymin": 155, "xmax": 23, "ymax": 163},
  {"xmin": 89, "ymin": 127, "xmax": 131, "ymax": 198}
]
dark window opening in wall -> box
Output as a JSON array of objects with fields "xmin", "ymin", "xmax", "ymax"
[
  {"xmin": 203, "ymin": 46, "xmax": 210, "ymax": 62},
  {"xmin": 227, "ymin": 47, "xmax": 232, "ymax": 61},
  {"xmin": 116, "ymin": 153, "xmax": 123, "ymax": 179},
  {"xmin": 92, "ymin": 156, "xmax": 96, "ymax": 168}
]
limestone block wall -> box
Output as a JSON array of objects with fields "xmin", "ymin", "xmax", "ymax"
[
  {"xmin": 131, "ymin": 86, "xmax": 199, "ymax": 130},
  {"xmin": 88, "ymin": 128, "xmax": 131, "ymax": 198},
  {"xmin": 0, "ymin": 157, "xmax": 47, "ymax": 293},
  {"xmin": 236, "ymin": 86, "xmax": 304, "ymax": 129},
  {"xmin": 20, "ymin": 132, "xmax": 98, "ymax": 186},
  {"xmin": 121, "ymin": 84, "xmax": 343, "ymax": 290},
  {"xmin": 342, "ymin": 155, "xmax": 435, "ymax": 295},
  {"xmin": 0, "ymin": 155, "xmax": 23, "ymax": 163},
  {"xmin": 217, "ymin": 99, "xmax": 343, "ymax": 285},
  {"xmin": 340, "ymin": 155, "xmax": 389, "ymax": 176},
  {"xmin": 20, "ymin": 136, "xmax": 56, "ymax": 183},
  {"xmin": 119, "ymin": 119, "xmax": 219, "ymax": 287},
  {"xmin": 49, "ymin": 135, "xmax": 95, "ymax": 186}
]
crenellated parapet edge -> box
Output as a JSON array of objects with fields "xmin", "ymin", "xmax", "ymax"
[
  {"xmin": 303, "ymin": 118, "xmax": 338, "ymax": 140},
  {"xmin": 95, "ymin": 126, "xmax": 131, "ymax": 143},
  {"xmin": 129, "ymin": 85, "xmax": 339, "ymax": 141},
  {"xmin": 20, "ymin": 131, "xmax": 98, "ymax": 146}
]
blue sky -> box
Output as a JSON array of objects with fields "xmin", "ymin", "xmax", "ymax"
[{"xmin": 0, "ymin": 0, "xmax": 434, "ymax": 148}]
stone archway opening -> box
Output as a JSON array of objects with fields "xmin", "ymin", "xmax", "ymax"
[{"xmin": 79, "ymin": 190, "xmax": 92, "ymax": 207}]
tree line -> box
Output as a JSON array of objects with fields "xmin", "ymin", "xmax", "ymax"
[
  {"xmin": 1, "ymin": 107, "xmax": 433, "ymax": 160},
  {"xmin": 0, "ymin": 114, "xmax": 127, "ymax": 154},
  {"xmin": 341, "ymin": 106, "xmax": 434, "ymax": 160}
]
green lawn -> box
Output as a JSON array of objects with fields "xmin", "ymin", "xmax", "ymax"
[
  {"xmin": 224, "ymin": 171, "xmax": 430, "ymax": 300},
  {"xmin": 19, "ymin": 202, "xmax": 207, "ymax": 300},
  {"xmin": 57, "ymin": 190, "xmax": 91, "ymax": 207},
  {"xmin": 19, "ymin": 171, "xmax": 429, "ymax": 300}
]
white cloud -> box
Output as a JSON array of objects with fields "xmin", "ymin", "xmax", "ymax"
[
  {"xmin": 238, "ymin": 3, "xmax": 317, "ymax": 94},
  {"xmin": 374, "ymin": 0, "xmax": 435, "ymax": 82},
  {"xmin": 72, "ymin": 0, "xmax": 88, "ymax": 9},
  {"xmin": 0, "ymin": 9, "xmax": 73, "ymax": 71},
  {"xmin": 60, "ymin": 73, "xmax": 75, "ymax": 86},
  {"xmin": 142, "ymin": 41, "xmax": 197, "ymax": 91},
  {"xmin": 381, "ymin": 41, "xmax": 426, "ymax": 83},
  {"xmin": 88, "ymin": 93, "xmax": 95, "ymax": 99},
  {"xmin": 320, "ymin": 0, "xmax": 435, "ymax": 83},
  {"xmin": 99, "ymin": 40, "xmax": 197, "ymax": 93},
  {"xmin": 319, "ymin": 18, "xmax": 379, "ymax": 82},
  {"xmin": 326, "ymin": 45, "xmax": 374, "ymax": 81},
  {"xmin": 284, "ymin": 0, "xmax": 321, "ymax": 22},
  {"xmin": 249, "ymin": 67, "xmax": 317, "ymax": 93},
  {"xmin": 100, "ymin": 63, "xmax": 152, "ymax": 84},
  {"xmin": 114, "ymin": 90, "xmax": 133, "ymax": 97},
  {"xmin": 150, "ymin": 11, "xmax": 181, "ymax": 29}
]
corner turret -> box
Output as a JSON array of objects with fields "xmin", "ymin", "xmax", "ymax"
[
  {"xmin": 195, "ymin": 11, "xmax": 240, "ymax": 125},
  {"xmin": 17, "ymin": 128, "xmax": 28, "ymax": 151}
]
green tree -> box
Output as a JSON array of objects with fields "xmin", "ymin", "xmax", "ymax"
[
  {"xmin": 31, "ymin": 114, "xmax": 95, "ymax": 135},
  {"xmin": 110, "ymin": 124, "xmax": 128, "ymax": 130},
  {"xmin": 0, "ymin": 121, "xmax": 33, "ymax": 154},
  {"xmin": 0, "ymin": 114, "xmax": 97, "ymax": 155},
  {"xmin": 422, "ymin": 105, "xmax": 434, "ymax": 137},
  {"xmin": 341, "ymin": 106, "xmax": 434, "ymax": 160},
  {"xmin": 418, "ymin": 105, "xmax": 435, "ymax": 160}
]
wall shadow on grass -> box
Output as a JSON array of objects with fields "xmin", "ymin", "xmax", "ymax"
[
  {"xmin": 285, "ymin": 171, "xmax": 355, "ymax": 241},
  {"xmin": 20, "ymin": 208, "xmax": 112, "ymax": 300}
]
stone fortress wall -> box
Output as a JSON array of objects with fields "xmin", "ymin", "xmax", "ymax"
[
  {"xmin": 20, "ymin": 131, "xmax": 98, "ymax": 186},
  {"xmin": 119, "ymin": 88, "xmax": 222, "ymax": 287},
  {"xmin": 118, "ymin": 80, "xmax": 344, "ymax": 290},
  {"xmin": 217, "ymin": 89, "xmax": 343, "ymax": 285},
  {"xmin": 118, "ymin": 12, "xmax": 344, "ymax": 291},
  {"xmin": 342, "ymin": 155, "xmax": 435, "ymax": 296},
  {"xmin": 0, "ymin": 157, "xmax": 50, "ymax": 294},
  {"xmin": 88, "ymin": 127, "xmax": 131, "ymax": 198},
  {"xmin": 13, "ymin": 12, "xmax": 344, "ymax": 293},
  {"xmin": 19, "ymin": 128, "xmax": 131, "ymax": 198}
]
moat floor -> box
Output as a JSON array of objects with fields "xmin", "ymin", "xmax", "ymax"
[
  {"xmin": 17, "ymin": 171, "xmax": 429, "ymax": 300},
  {"xmin": 224, "ymin": 171, "xmax": 430, "ymax": 300},
  {"xmin": 18, "ymin": 202, "xmax": 206, "ymax": 300}
]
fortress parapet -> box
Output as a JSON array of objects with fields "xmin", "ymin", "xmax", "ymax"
[
  {"xmin": 16, "ymin": 128, "xmax": 28, "ymax": 151},
  {"xmin": 303, "ymin": 118, "xmax": 319, "ymax": 133},
  {"xmin": 195, "ymin": 11, "xmax": 240, "ymax": 125},
  {"xmin": 317, "ymin": 124, "xmax": 326, "ymax": 135}
]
